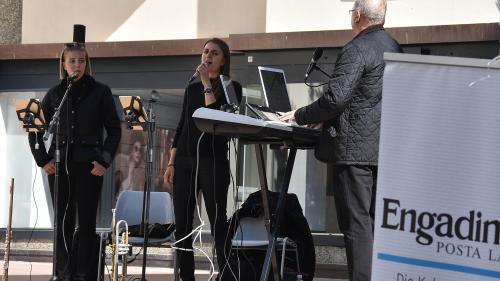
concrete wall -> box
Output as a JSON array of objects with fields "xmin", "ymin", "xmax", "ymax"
[{"xmin": 0, "ymin": 0, "xmax": 22, "ymax": 43}]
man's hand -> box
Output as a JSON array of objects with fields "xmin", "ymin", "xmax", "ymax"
[
  {"xmin": 43, "ymin": 161, "xmax": 56, "ymax": 175},
  {"xmin": 278, "ymin": 110, "xmax": 296, "ymax": 123},
  {"xmin": 91, "ymin": 161, "xmax": 106, "ymax": 177}
]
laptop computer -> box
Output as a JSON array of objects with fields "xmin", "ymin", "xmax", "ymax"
[
  {"xmin": 220, "ymin": 74, "xmax": 240, "ymax": 112},
  {"xmin": 246, "ymin": 66, "xmax": 292, "ymax": 123},
  {"xmin": 258, "ymin": 66, "xmax": 292, "ymax": 113}
]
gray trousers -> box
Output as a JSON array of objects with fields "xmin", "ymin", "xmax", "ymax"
[{"xmin": 332, "ymin": 165, "xmax": 378, "ymax": 281}]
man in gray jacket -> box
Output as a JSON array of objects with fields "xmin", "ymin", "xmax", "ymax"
[{"xmin": 280, "ymin": 0, "xmax": 402, "ymax": 280}]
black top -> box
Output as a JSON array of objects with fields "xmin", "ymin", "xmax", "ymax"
[
  {"xmin": 28, "ymin": 75, "xmax": 122, "ymax": 168},
  {"xmin": 172, "ymin": 79, "xmax": 242, "ymax": 161},
  {"xmin": 295, "ymin": 25, "xmax": 402, "ymax": 164}
]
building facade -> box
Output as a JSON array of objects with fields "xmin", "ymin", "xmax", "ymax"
[{"xmin": 0, "ymin": 0, "xmax": 499, "ymax": 239}]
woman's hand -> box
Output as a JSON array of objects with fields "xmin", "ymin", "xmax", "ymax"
[
  {"xmin": 43, "ymin": 160, "xmax": 56, "ymax": 175},
  {"xmin": 163, "ymin": 165, "xmax": 174, "ymax": 193},
  {"xmin": 196, "ymin": 62, "xmax": 211, "ymax": 88},
  {"xmin": 91, "ymin": 161, "xmax": 106, "ymax": 177}
]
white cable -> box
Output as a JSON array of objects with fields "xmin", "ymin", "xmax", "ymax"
[
  {"xmin": 27, "ymin": 163, "xmax": 40, "ymax": 281},
  {"xmin": 171, "ymin": 132, "xmax": 215, "ymax": 281},
  {"xmin": 61, "ymin": 131, "xmax": 72, "ymax": 273}
]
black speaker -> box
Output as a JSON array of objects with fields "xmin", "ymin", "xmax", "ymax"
[{"xmin": 72, "ymin": 24, "xmax": 86, "ymax": 44}]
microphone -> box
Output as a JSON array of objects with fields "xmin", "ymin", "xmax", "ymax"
[
  {"xmin": 304, "ymin": 48, "xmax": 323, "ymax": 79},
  {"xmin": 187, "ymin": 62, "xmax": 211, "ymax": 83},
  {"xmin": 67, "ymin": 71, "xmax": 80, "ymax": 82}
]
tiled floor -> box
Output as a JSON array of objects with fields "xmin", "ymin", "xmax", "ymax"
[{"xmin": 1, "ymin": 260, "xmax": 347, "ymax": 281}]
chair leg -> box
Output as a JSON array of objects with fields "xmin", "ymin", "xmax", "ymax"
[
  {"xmin": 173, "ymin": 248, "xmax": 180, "ymax": 281},
  {"xmin": 280, "ymin": 239, "xmax": 288, "ymax": 279},
  {"xmin": 294, "ymin": 247, "xmax": 301, "ymax": 277}
]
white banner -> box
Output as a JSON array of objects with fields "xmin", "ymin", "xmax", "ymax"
[{"xmin": 373, "ymin": 53, "xmax": 500, "ymax": 281}]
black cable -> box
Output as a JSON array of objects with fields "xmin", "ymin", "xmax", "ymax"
[
  {"xmin": 211, "ymin": 124, "xmax": 218, "ymax": 278},
  {"xmin": 221, "ymin": 138, "xmax": 240, "ymax": 281},
  {"xmin": 304, "ymin": 80, "xmax": 329, "ymax": 88},
  {"xmin": 183, "ymin": 80, "xmax": 196, "ymax": 258}
]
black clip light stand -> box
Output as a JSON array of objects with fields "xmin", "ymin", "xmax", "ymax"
[
  {"xmin": 140, "ymin": 98, "xmax": 157, "ymax": 281},
  {"xmin": 120, "ymin": 94, "xmax": 157, "ymax": 281}
]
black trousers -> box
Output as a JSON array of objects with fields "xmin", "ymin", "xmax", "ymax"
[
  {"xmin": 173, "ymin": 158, "xmax": 230, "ymax": 281},
  {"xmin": 48, "ymin": 161, "xmax": 102, "ymax": 280},
  {"xmin": 332, "ymin": 165, "xmax": 377, "ymax": 281}
]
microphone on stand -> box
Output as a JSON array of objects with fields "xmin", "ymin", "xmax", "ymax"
[
  {"xmin": 187, "ymin": 62, "xmax": 212, "ymax": 83},
  {"xmin": 67, "ymin": 71, "xmax": 80, "ymax": 82},
  {"xmin": 304, "ymin": 48, "xmax": 324, "ymax": 79}
]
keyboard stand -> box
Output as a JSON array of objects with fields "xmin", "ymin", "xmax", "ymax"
[
  {"xmin": 253, "ymin": 143, "xmax": 297, "ymax": 281},
  {"xmin": 192, "ymin": 108, "xmax": 318, "ymax": 281}
]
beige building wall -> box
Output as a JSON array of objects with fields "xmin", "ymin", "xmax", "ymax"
[
  {"xmin": 21, "ymin": 0, "xmax": 499, "ymax": 44},
  {"xmin": 266, "ymin": 0, "xmax": 499, "ymax": 32},
  {"xmin": 21, "ymin": 0, "xmax": 266, "ymax": 43},
  {"xmin": 197, "ymin": 0, "xmax": 266, "ymax": 38},
  {"xmin": 22, "ymin": 0, "xmax": 149, "ymax": 43}
]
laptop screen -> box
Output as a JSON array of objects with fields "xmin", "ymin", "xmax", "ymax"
[
  {"xmin": 258, "ymin": 66, "xmax": 292, "ymax": 112},
  {"xmin": 220, "ymin": 75, "xmax": 240, "ymax": 106}
]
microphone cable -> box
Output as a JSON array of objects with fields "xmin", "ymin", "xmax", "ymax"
[
  {"xmin": 171, "ymin": 132, "xmax": 215, "ymax": 281},
  {"xmin": 219, "ymin": 137, "xmax": 240, "ymax": 281},
  {"xmin": 305, "ymin": 80, "xmax": 329, "ymax": 88},
  {"xmin": 211, "ymin": 126, "xmax": 218, "ymax": 279},
  {"xmin": 210, "ymin": 123, "xmax": 239, "ymax": 281},
  {"xmin": 27, "ymin": 155, "xmax": 40, "ymax": 281},
  {"xmin": 60, "ymin": 90, "xmax": 73, "ymax": 276}
]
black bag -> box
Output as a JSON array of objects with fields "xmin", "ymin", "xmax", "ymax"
[{"xmin": 227, "ymin": 191, "xmax": 315, "ymax": 281}]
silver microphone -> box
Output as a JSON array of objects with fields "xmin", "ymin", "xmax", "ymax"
[{"xmin": 188, "ymin": 62, "xmax": 211, "ymax": 83}]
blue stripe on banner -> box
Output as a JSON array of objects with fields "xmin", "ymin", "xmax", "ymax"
[{"xmin": 378, "ymin": 253, "xmax": 500, "ymax": 279}]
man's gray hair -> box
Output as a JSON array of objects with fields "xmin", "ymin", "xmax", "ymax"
[{"xmin": 354, "ymin": 0, "xmax": 387, "ymax": 23}]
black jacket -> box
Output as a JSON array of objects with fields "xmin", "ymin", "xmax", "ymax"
[
  {"xmin": 295, "ymin": 25, "xmax": 402, "ymax": 165},
  {"xmin": 172, "ymin": 79, "xmax": 242, "ymax": 161},
  {"xmin": 28, "ymin": 75, "xmax": 121, "ymax": 168}
]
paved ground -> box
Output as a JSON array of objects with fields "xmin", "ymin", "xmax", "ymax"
[{"xmin": 1, "ymin": 261, "xmax": 348, "ymax": 281}]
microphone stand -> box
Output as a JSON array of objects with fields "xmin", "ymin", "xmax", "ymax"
[
  {"xmin": 139, "ymin": 99, "xmax": 156, "ymax": 281},
  {"xmin": 305, "ymin": 64, "xmax": 332, "ymax": 82},
  {"xmin": 44, "ymin": 79, "xmax": 74, "ymax": 281},
  {"xmin": 310, "ymin": 65, "xmax": 332, "ymax": 79}
]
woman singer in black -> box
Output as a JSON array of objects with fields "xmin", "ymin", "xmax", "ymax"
[{"xmin": 164, "ymin": 37, "xmax": 242, "ymax": 281}]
